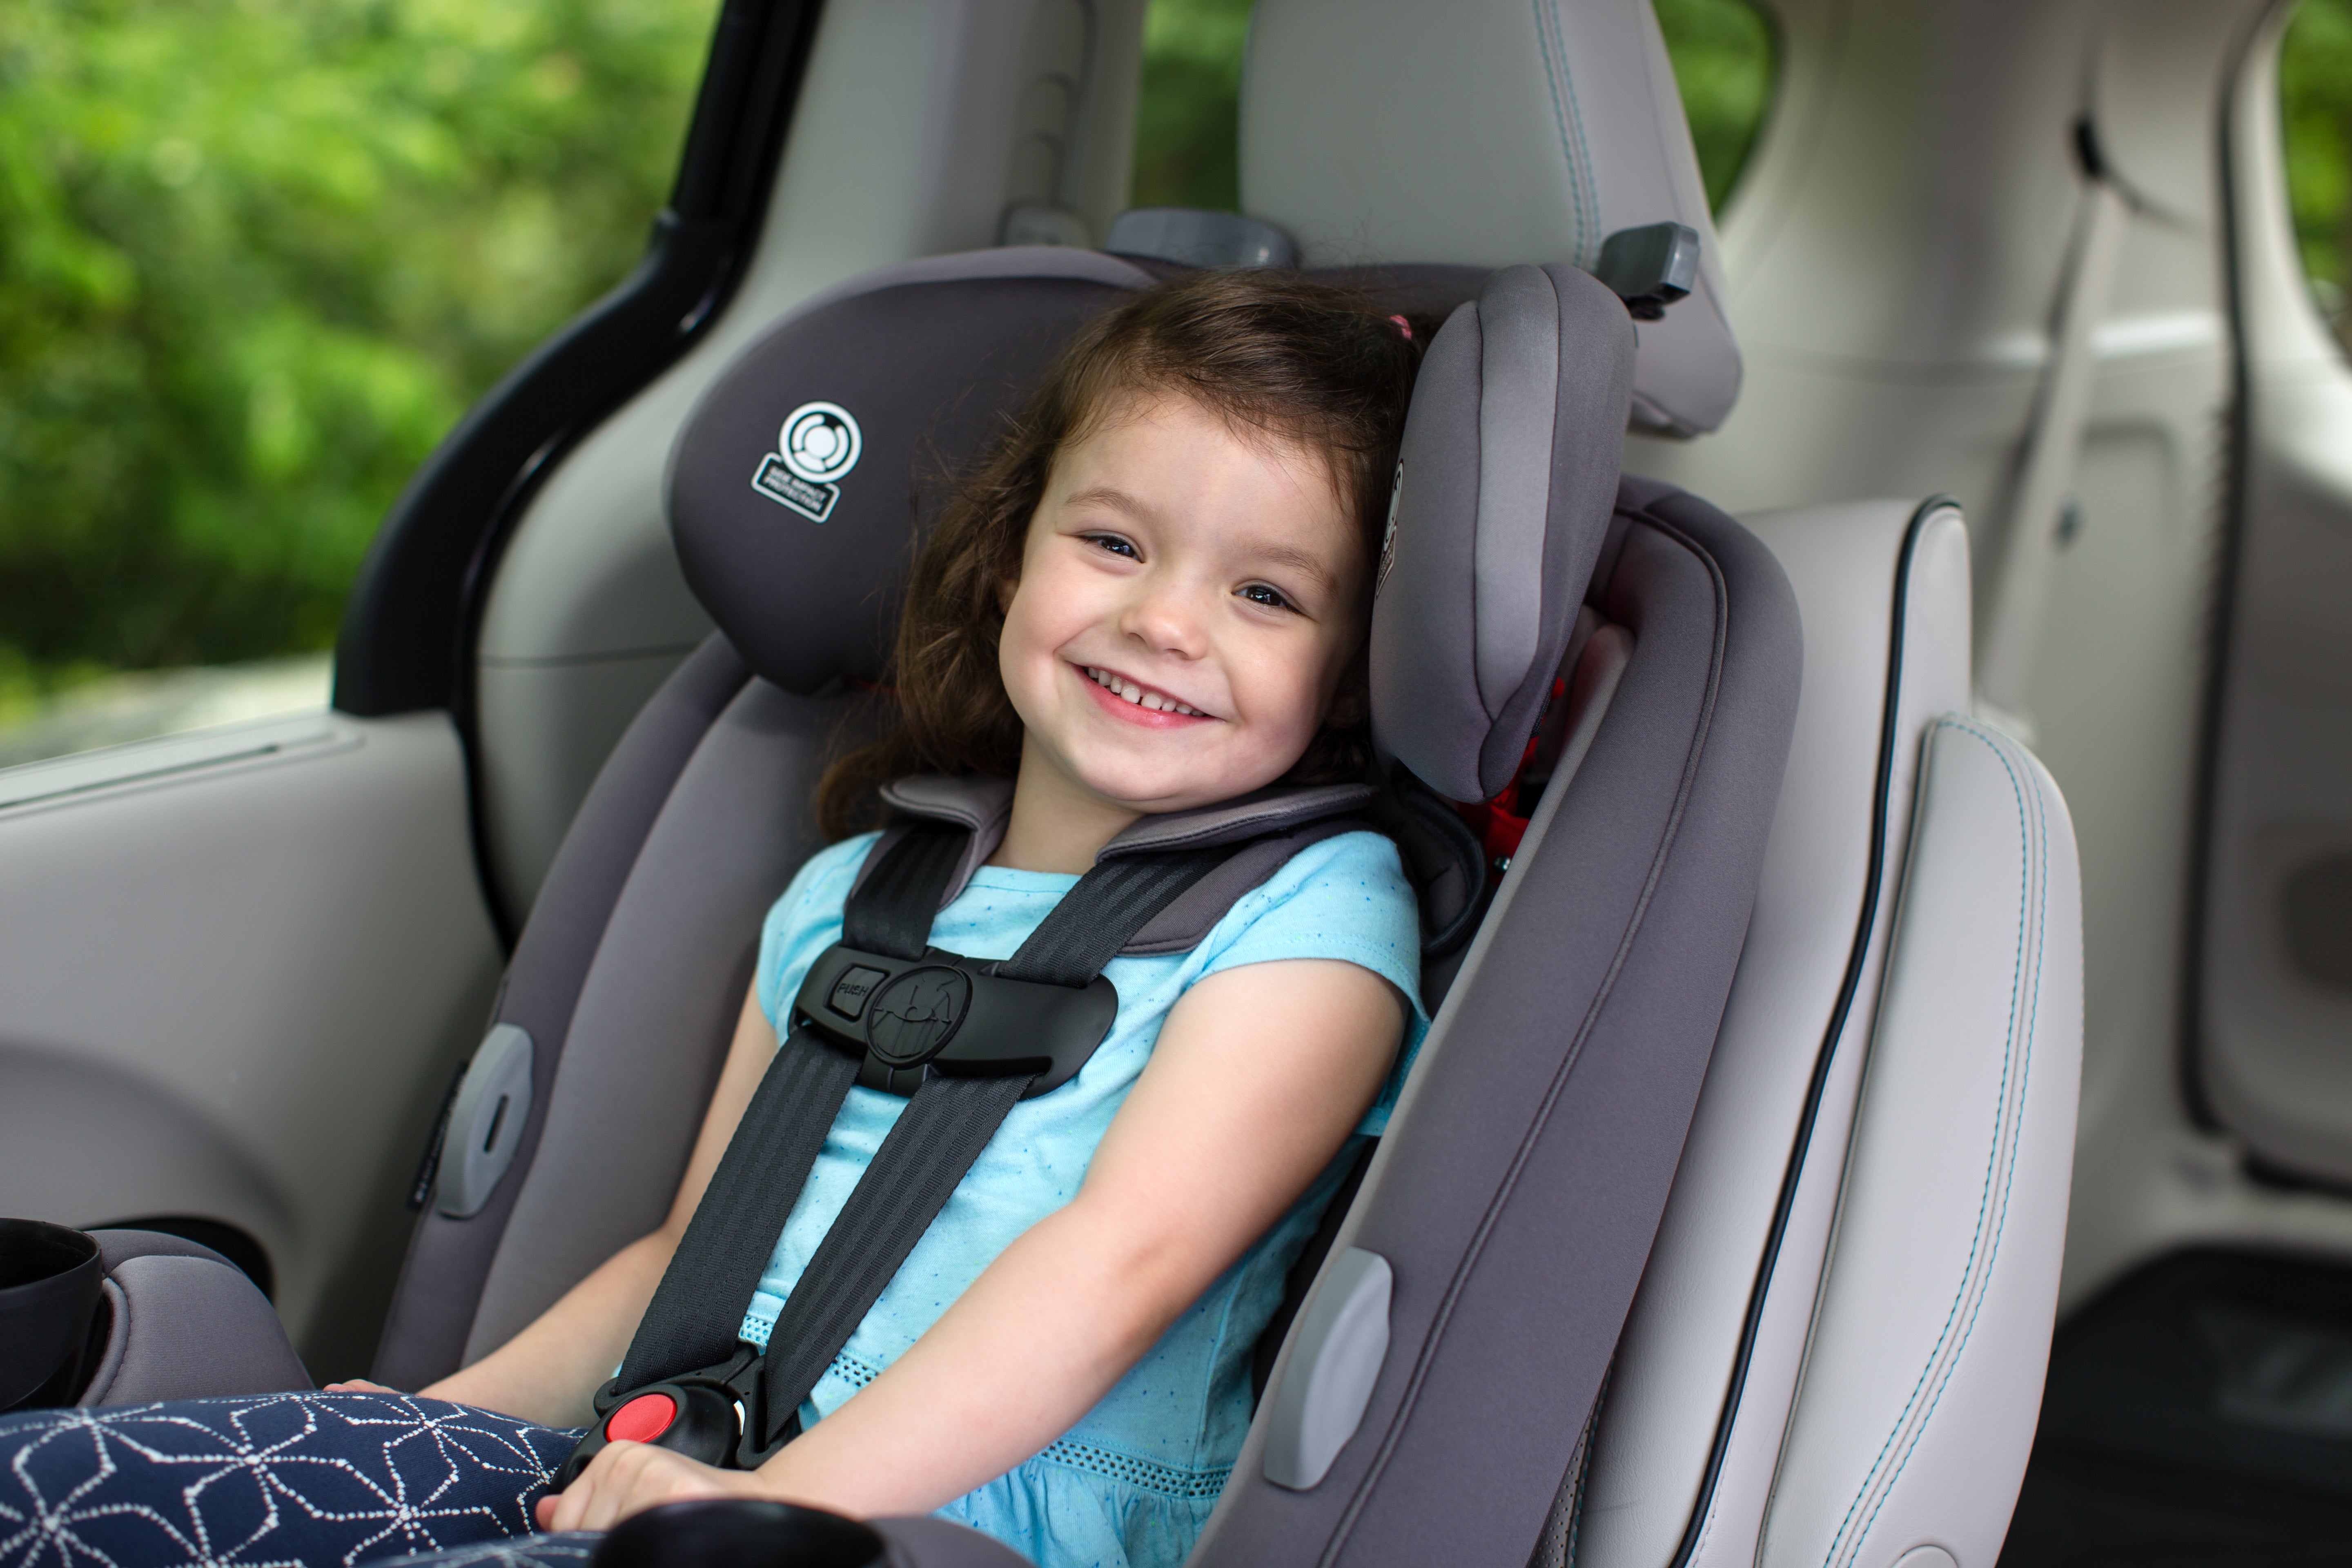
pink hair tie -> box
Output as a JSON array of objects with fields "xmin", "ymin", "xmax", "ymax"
[{"xmin": 1388, "ymin": 314, "xmax": 1413, "ymax": 340}]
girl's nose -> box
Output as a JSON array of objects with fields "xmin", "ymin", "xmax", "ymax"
[{"xmin": 1119, "ymin": 579, "xmax": 1209, "ymax": 659}]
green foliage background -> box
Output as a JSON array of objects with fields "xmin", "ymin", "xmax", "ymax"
[
  {"xmin": 0, "ymin": 0, "xmax": 715, "ymax": 710},
  {"xmin": 0, "ymin": 0, "xmax": 1781, "ymax": 704},
  {"xmin": 2283, "ymin": 0, "xmax": 2352, "ymax": 330}
]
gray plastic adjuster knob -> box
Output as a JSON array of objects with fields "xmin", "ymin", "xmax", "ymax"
[
  {"xmin": 436, "ymin": 1025, "xmax": 534, "ymax": 1219},
  {"xmin": 1263, "ymin": 1247, "xmax": 1393, "ymax": 1490}
]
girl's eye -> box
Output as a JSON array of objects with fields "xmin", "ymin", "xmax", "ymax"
[
  {"xmin": 1238, "ymin": 583, "xmax": 1296, "ymax": 612},
  {"xmin": 1084, "ymin": 533, "xmax": 1140, "ymax": 560}
]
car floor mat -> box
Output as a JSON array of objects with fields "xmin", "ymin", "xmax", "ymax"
[{"xmin": 2000, "ymin": 1248, "xmax": 2352, "ymax": 1568}]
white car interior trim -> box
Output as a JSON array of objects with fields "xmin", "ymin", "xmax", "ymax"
[
  {"xmin": 0, "ymin": 713, "xmax": 358, "ymax": 818},
  {"xmin": 1976, "ymin": 153, "xmax": 2132, "ymax": 722},
  {"xmin": 0, "ymin": 713, "xmax": 502, "ymax": 1374}
]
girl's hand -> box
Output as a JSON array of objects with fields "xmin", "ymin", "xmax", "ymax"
[
  {"xmin": 321, "ymin": 1379, "xmax": 400, "ymax": 1395},
  {"xmin": 535, "ymin": 1440, "xmax": 766, "ymax": 1533}
]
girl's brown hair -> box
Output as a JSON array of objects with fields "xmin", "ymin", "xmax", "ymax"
[{"xmin": 815, "ymin": 269, "xmax": 1429, "ymax": 839}]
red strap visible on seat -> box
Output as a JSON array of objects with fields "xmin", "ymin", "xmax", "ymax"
[{"xmin": 1456, "ymin": 677, "xmax": 1569, "ymax": 873}]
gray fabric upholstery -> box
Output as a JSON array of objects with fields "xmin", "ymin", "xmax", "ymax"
[
  {"xmin": 376, "ymin": 636, "xmax": 753, "ymax": 1388},
  {"xmin": 1371, "ymin": 265, "xmax": 1635, "ymax": 801},
  {"xmin": 461, "ymin": 679, "xmax": 843, "ymax": 1365},
  {"xmin": 668, "ymin": 252, "xmax": 1150, "ymax": 695},
  {"xmin": 81, "ymin": 1232, "xmax": 312, "ymax": 1405},
  {"xmin": 1194, "ymin": 484, "xmax": 1802, "ymax": 1567},
  {"xmin": 1239, "ymin": 0, "xmax": 1741, "ymax": 437}
]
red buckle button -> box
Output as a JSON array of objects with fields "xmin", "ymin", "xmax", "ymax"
[{"xmin": 606, "ymin": 1392, "xmax": 677, "ymax": 1444}]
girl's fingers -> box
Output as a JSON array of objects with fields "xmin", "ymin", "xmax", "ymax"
[
  {"xmin": 322, "ymin": 1379, "xmax": 398, "ymax": 1395},
  {"xmin": 545, "ymin": 1440, "xmax": 734, "ymax": 1536}
]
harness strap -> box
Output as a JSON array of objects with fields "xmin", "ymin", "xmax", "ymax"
[
  {"xmin": 611, "ymin": 823, "xmax": 966, "ymax": 1393},
  {"xmin": 750, "ymin": 1073, "xmax": 1029, "ymax": 1447},
  {"xmin": 566, "ymin": 815, "xmax": 1335, "ymax": 1483},
  {"xmin": 744, "ymin": 846, "xmax": 1232, "ymax": 1446}
]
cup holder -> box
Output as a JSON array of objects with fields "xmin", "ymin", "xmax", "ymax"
[
  {"xmin": 0, "ymin": 1219, "xmax": 106, "ymax": 1412},
  {"xmin": 589, "ymin": 1499, "xmax": 885, "ymax": 1568}
]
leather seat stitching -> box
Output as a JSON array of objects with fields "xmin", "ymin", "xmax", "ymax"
[
  {"xmin": 1823, "ymin": 718, "xmax": 2038, "ymax": 1566},
  {"xmin": 1844, "ymin": 722, "xmax": 2048, "ymax": 1564}
]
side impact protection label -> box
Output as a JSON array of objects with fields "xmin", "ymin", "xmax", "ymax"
[{"xmin": 753, "ymin": 401, "xmax": 862, "ymax": 522}]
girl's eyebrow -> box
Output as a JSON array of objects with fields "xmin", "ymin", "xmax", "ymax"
[{"xmin": 1062, "ymin": 485, "xmax": 1162, "ymax": 526}]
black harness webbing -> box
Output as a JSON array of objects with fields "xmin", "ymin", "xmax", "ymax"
[
  {"xmin": 612, "ymin": 824, "xmax": 967, "ymax": 1395},
  {"xmin": 564, "ymin": 823, "xmax": 1234, "ymax": 1481}
]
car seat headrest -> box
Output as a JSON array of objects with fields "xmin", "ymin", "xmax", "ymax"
[
  {"xmin": 667, "ymin": 249, "xmax": 1154, "ymax": 693},
  {"xmin": 1370, "ymin": 264, "xmax": 1636, "ymax": 803},
  {"xmin": 668, "ymin": 249, "xmax": 1630, "ymax": 805},
  {"xmin": 1239, "ymin": 0, "xmax": 1740, "ymax": 437}
]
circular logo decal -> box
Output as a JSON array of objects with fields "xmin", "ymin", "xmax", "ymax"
[
  {"xmin": 865, "ymin": 966, "xmax": 971, "ymax": 1066},
  {"xmin": 779, "ymin": 401, "xmax": 862, "ymax": 484}
]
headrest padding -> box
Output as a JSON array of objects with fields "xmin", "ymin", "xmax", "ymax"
[
  {"xmin": 1370, "ymin": 264, "xmax": 1635, "ymax": 802},
  {"xmin": 668, "ymin": 250, "xmax": 1149, "ymax": 694}
]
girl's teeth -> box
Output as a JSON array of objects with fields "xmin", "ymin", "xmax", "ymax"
[{"xmin": 1085, "ymin": 667, "xmax": 1198, "ymax": 717}]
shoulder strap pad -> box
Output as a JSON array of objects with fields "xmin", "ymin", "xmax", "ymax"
[{"xmin": 849, "ymin": 775, "xmax": 1381, "ymax": 954}]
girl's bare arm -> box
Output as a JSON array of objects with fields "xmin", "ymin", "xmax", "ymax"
[
  {"xmin": 545, "ymin": 956, "xmax": 1403, "ymax": 1527},
  {"xmin": 404, "ymin": 985, "xmax": 780, "ymax": 1426}
]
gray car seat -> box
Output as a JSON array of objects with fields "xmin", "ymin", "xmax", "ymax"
[{"xmin": 349, "ymin": 242, "xmax": 1799, "ymax": 1568}]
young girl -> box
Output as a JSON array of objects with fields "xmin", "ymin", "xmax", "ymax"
[{"xmin": 0, "ymin": 271, "xmax": 1430, "ymax": 1568}]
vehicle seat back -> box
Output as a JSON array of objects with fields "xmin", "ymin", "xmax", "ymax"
[
  {"xmin": 1571, "ymin": 502, "xmax": 2082, "ymax": 1568},
  {"xmin": 1239, "ymin": 0, "xmax": 1740, "ymax": 438}
]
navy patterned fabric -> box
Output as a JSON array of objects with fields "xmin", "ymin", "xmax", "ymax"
[{"xmin": 0, "ymin": 1392, "xmax": 596, "ymax": 1568}]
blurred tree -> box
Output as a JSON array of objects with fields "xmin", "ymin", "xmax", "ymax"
[
  {"xmin": 0, "ymin": 0, "xmax": 713, "ymax": 700},
  {"xmin": 1129, "ymin": 0, "xmax": 1249, "ymax": 212},
  {"xmin": 1127, "ymin": 0, "xmax": 1776, "ymax": 216},
  {"xmin": 2282, "ymin": 0, "xmax": 2352, "ymax": 335},
  {"xmin": 1656, "ymin": 0, "xmax": 1776, "ymax": 213}
]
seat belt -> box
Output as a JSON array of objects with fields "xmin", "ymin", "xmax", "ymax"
[
  {"xmin": 1976, "ymin": 119, "xmax": 2132, "ymax": 727},
  {"xmin": 555, "ymin": 816, "xmax": 1279, "ymax": 1485}
]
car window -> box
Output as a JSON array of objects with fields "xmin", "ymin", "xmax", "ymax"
[
  {"xmin": 1130, "ymin": 0, "xmax": 1777, "ymax": 214},
  {"xmin": 2280, "ymin": 0, "xmax": 2352, "ymax": 341},
  {"xmin": 0, "ymin": 0, "xmax": 718, "ymax": 768}
]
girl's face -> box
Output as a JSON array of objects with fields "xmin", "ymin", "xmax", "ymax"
[{"xmin": 998, "ymin": 391, "xmax": 1369, "ymax": 817}]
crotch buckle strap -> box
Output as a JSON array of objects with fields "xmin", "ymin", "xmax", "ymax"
[{"xmin": 793, "ymin": 945, "xmax": 1119, "ymax": 1098}]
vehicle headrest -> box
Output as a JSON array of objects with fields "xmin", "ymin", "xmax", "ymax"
[
  {"xmin": 668, "ymin": 249, "xmax": 1155, "ymax": 693},
  {"xmin": 667, "ymin": 251, "xmax": 1629, "ymax": 802},
  {"xmin": 1238, "ymin": 0, "xmax": 1740, "ymax": 438},
  {"xmin": 1370, "ymin": 264, "xmax": 1636, "ymax": 802}
]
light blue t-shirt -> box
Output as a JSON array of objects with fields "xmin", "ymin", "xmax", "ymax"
[{"xmin": 747, "ymin": 827, "xmax": 1428, "ymax": 1568}]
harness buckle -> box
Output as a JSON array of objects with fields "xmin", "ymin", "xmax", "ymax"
[{"xmin": 554, "ymin": 1346, "xmax": 801, "ymax": 1488}]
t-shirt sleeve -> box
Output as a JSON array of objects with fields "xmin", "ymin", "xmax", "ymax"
[
  {"xmin": 755, "ymin": 831, "xmax": 882, "ymax": 1030},
  {"xmin": 1194, "ymin": 829, "xmax": 1430, "ymax": 1135}
]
